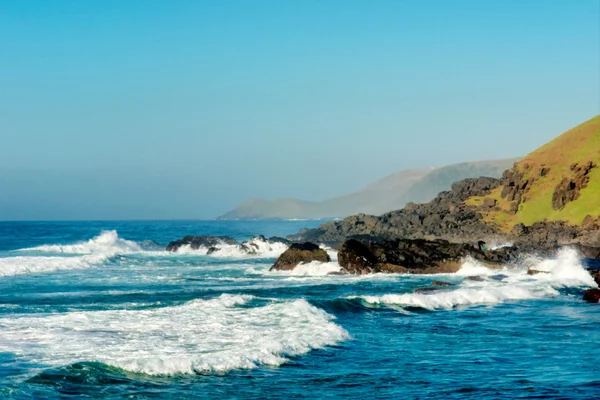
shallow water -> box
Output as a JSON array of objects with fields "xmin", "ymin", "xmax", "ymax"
[{"xmin": 0, "ymin": 220, "xmax": 598, "ymax": 399}]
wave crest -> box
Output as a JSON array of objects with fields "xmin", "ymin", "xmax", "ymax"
[{"xmin": 0, "ymin": 295, "xmax": 349, "ymax": 375}]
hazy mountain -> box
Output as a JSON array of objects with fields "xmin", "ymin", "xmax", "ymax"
[{"xmin": 218, "ymin": 158, "xmax": 518, "ymax": 220}]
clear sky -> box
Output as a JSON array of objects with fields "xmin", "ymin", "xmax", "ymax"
[{"xmin": 1, "ymin": 0, "xmax": 599, "ymax": 220}]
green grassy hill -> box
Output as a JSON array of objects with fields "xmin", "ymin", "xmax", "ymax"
[{"xmin": 468, "ymin": 115, "xmax": 600, "ymax": 229}]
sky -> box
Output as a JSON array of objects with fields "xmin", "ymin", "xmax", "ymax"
[{"xmin": 1, "ymin": 0, "xmax": 599, "ymax": 220}]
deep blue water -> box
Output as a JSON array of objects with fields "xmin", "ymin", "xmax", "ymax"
[{"xmin": 0, "ymin": 220, "xmax": 599, "ymax": 399}]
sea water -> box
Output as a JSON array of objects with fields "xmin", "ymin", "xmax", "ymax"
[{"xmin": 0, "ymin": 220, "xmax": 598, "ymax": 399}]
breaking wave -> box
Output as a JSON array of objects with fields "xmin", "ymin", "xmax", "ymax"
[
  {"xmin": 351, "ymin": 248, "xmax": 595, "ymax": 311},
  {"xmin": 0, "ymin": 294, "xmax": 349, "ymax": 375},
  {"xmin": 175, "ymin": 237, "xmax": 289, "ymax": 259},
  {"xmin": 1, "ymin": 231, "xmax": 140, "ymax": 277},
  {"xmin": 15, "ymin": 230, "xmax": 141, "ymax": 255}
]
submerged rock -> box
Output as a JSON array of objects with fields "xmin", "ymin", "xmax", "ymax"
[
  {"xmin": 337, "ymin": 236, "xmax": 516, "ymax": 275},
  {"xmin": 583, "ymin": 289, "xmax": 600, "ymax": 303},
  {"xmin": 415, "ymin": 288, "xmax": 440, "ymax": 294},
  {"xmin": 270, "ymin": 243, "xmax": 330, "ymax": 271},
  {"xmin": 432, "ymin": 280, "xmax": 455, "ymax": 286}
]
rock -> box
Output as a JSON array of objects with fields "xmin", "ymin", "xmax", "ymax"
[
  {"xmin": 552, "ymin": 162, "xmax": 596, "ymax": 210},
  {"xmin": 432, "ymin": 280, "xmax": 455, "ymax": 286},
  {"xmin": 482, "ymin": 198, "xmax": 497, "ymax": 209},
  {"xmin": 588, "ymin": 269, "xmax": 600, "ymax": 286},
  {"xmin": 166, "ymin": 236, "xmax": 238, "ymax": 252},
  {"xmin": 290, "ymin": 177, "xmax": 503, "ymax": 244},
  {"xmin": 527, "ymin": 269, "xmax": 548, "ymax": 276},
  {"xmin": 583, "ymin": 289, "xmax": 600, "ymax": 303},
  {"xmin": 490, "ymin": 274, "xmax": 509, "ymax": 281},
  {"xmin": 415, "ymin": 288, "xmax": 439, "ymax": 294},
  {"xmin": 270, "ymin": 242, "xmax": 330, "ymax": 271},
  {"xmin": 337, "ymin": 236, "xmax": 516, "ymax": 275},
  {"xmin": 466, "ymin": 276, "xmax": 485, "ymax": 282}
]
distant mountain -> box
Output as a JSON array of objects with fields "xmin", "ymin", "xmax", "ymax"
[
  {"xmin": 218, "ymin": 158, "xmax": 518, "ymax": 220},
  {"xmin": 468, "ymin": 115, "xmax": 600, "ymax": 229}
]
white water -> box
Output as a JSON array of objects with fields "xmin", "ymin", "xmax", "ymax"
[
  {"xmin": 175, "ymin": 237, "xmax": 289, "ymax": 259},
  {"xmin": 352, "ymin": 248, "xmax": 596, "ymax": 311},
  {"xmin": 0, "ymin": 294, "xmax": 349, "ymax": 375},
  {"xmin": 16, "ymin": 230, "xmax": 141, "ymax": 255},
  {"xmin": 1, "ymin": 231, "xmax": 141, "ymax": 277}
]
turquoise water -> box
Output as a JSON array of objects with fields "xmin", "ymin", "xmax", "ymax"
[{"xmin": 0, "ymin": 220, "xmax": 599, "ymax": 399}]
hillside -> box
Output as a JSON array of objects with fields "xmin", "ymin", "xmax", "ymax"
[
  {"xmin": 218, "ymin": 159, "xmax": 517, "ymax": 220},
  {"xmin": 468, "ymin": 115, "xmax": 600, "ymax": 230}
]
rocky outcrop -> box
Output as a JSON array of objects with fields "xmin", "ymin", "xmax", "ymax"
[
  {"xmin": 166, "ymin": 236, "xmax": 238, "ymax": 252},
  {"xmin": 552, "ymin": 162, "xmax": 596, "ymax": 210},
  {"xmin": 510, "ymin": 220, "xmax": 600, "ymax": 249},
  {"xmin": 166, "ymin": 235, "xmax": 291, "ymax": 254},
  {"xmin": 270, "ymin": 243, "xmax": 330, "ymax": 271},
  {"xmin": 291, "ymin": 177, "xmax": 503, "ymax": 244},
  {"xmin": 583, "ymin": 289, "xmax": 600, "ymax": 303},
  {"xmin": 336, "ymin": 236, "xmax": 518, "ymax": 275},
  {"xmin": 432, "ymin": 280, "xmax": 455, "ymax": 286}
]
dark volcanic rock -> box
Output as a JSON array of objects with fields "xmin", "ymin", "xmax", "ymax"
[
  {"xmin": 583, "ymin": 289, "xmax": 600, "ymax": 303},
  {"xmin": 270, "ymin": 243, "xmax": 330, "ymax": 271},
  {"xmin": 337, "ymin": 236, "xmax": 516, "ymax": 275},
  {"xmin": 552, "ymin": 161, "xmax": 596, "ymax": 210},
  {"xmin": 290, "ymin": 177, "xmax": 503, "ymax": 244},
  {"xmin": 432, "ymin": 281, "xmax": 455, "ymax": 286},
  {"xmin": 415, "ymin": 288, "xmax": 440, "ymax": 294},
  {"xmin": 166, "ymin": 236, "xmax": 238, "ymax": 252}
]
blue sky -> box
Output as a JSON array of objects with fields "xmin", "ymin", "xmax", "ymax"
[{"xmin": 1, "ymin": 0, "xmax": 599, "ymax": 220}]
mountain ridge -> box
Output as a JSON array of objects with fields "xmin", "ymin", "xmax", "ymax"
[{"xmin": 218, "ymin": 158, "xmax": 518, "ymax": 220}]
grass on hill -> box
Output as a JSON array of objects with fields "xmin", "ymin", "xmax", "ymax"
[{"xmin": 467, "ymin": 115, "xmax": 600, "ymax": 230}]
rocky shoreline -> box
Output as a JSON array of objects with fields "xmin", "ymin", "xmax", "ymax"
[{"xmin": 167, "ymin": 177, "xmax": 600, "ymax": 302}]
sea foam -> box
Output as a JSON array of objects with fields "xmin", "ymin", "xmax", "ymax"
[
  {"xmin": 351, "ymin": 248, "xmax": 595, "ymax": 311},
  {"xmin": 0, "ymin": 294, "xmax": 349, "ymax": 375},
  {"xmin": 1, "ymin": 231, "xmax": 141, "ymax": 277}
]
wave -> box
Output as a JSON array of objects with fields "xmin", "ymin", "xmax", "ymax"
[
  {"xmin": 269, "ymin": 261, "xmax": 343, "ymax": 276},
  {"xmin": 351, "ymin": 248, "xmax": 595, "ymax": 311},
  {"xmin": 0, "ymin": 294, "xmax": 349, "ymax": 375},
  {"xmin": 1, "ymin": 231, "xmax": 141, "ymax": 277},
  {"xmin": 15, "ymin": 230, "xmax": 141, "ymax": 256},
  {"xmin": 175, "ymin": 236, "xmax": 289, "ymax": 259}
]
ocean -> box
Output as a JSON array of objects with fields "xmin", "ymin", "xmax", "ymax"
[{"xmin": 0, "ymin": 220, "xmax": 598, "ymax": 399}]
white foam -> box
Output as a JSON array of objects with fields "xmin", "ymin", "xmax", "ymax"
[
  {"xmin": 0, "ymin": 255, "xmax": 94, "ymax": 277},
  {"xmin": 175, "ymin": 237, "xmax": 289, "ymax": 259},
  {"xmin": 353, "ymin": 248, "xmax": 595, "ymax": 311},
  {"xmin": 0, "ymin": 294, "xmax": 349, "ymax": 375},
  {"xmin": 1, "ymin": 231, "xmax": 140, "ymax": 277},
  {"xmin": 16, "ymin": 230, "xmax": 141, "ymax": 256},
  {"xmin": 320, "ymin": 245, "xmax": 338, "ymax": 261},
  {"xmin": 271, "ymin": 261, "xmax": 343, "ymax": 276},
  {"xmin": 353, "ymin": 285, "xmax": 558, "ymax": 311}
]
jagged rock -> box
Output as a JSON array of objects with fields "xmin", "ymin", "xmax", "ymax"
[
  {"xmin": 482, "ymin": 198, "xmax": 497, "ymax": 209},
  {"xmin": 583, "ymin": 289, "xmax": 600, "ymax": 303},
  {"xmin": 466, "ymin": 276, "xmax": 485, "ymax": 282},
  {"xmin": 291, "ymin": 177, "xmax": 503, "ymax": 244},
  {"xmin": 166, "ymin": 236, "xmax": 238, "ymax": 252},
  {"xmin": 270, "ymin": 243, "xmax": 330, "ymax": 271},
  {"xmin": 527, "ymin": 269, "xmax": 548, "ymax": 276},
  {"xmin": 432, "ymin": 280, "xmax": 455, "ymax": 286},
  {"xmin": 337, "ymin": 236, "xmax": 516, "ymax": 275},
  {"xmin": 552, "ymin": 161, "xmax": 596, "ymax": 210}
]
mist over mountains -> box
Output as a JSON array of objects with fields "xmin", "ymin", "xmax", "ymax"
[{"xmin": 218, "ymin": 158, "xmax": 518, "ymax": 220}]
